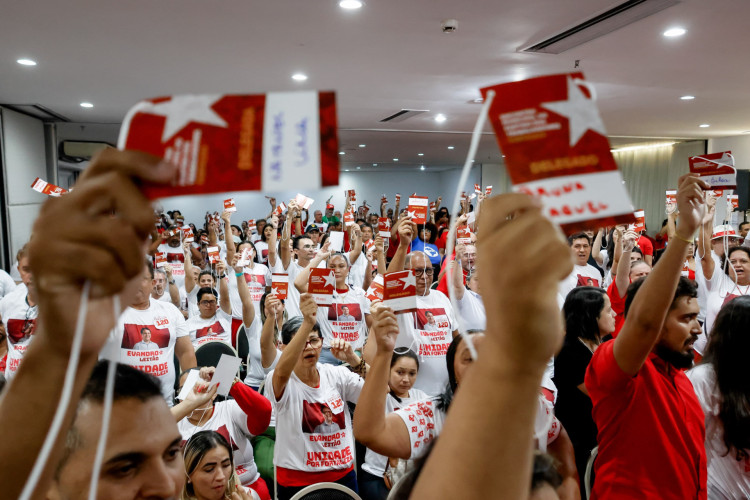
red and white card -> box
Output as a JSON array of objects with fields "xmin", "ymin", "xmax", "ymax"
[
  {"xmin": 200, "ymin": 234, "xmax": 209, "ymax": 245},
  {"xmin": 709, "ymin": 189, "xmax": 724, "ymax": 198},
  {"xmin": 689, "ymin": 151, "xmax": 736, "ymax": 189},
  {"xmin": 295, "ymin": 193, "xmax": 315, "ymax": 210},
  {"xmin": 364, "ymin": 239, "xmax": 375, "ymax": 252},
  {"xmin": 395, "ymin": 193, "xmax": 401, "ymax": 204},
  {"xmin": 381, "ymin": 194, "xmax": 388, "ymax": 204},
  {"xmin": 247, "ymin": 219, "xmax": 256, "ymax": 233},
  {"xmin": 207, "ymin": 246, "xmax": 220, "ymax": 264},
  {"xmin": 665, "ymin": 190, "xmax": 677, "ymax": 205},
  {"xmin": 117, "ymin": 92, "xmax": 340, "ymax": 199},
  {"xmin": 481, "ymin": 72, "xmax": 634, "ymax": 231},
  {"xmin": 457, "ymin": 226, "xmax": 472, "ymax": 244},
  {"xmin": 343, "ymin": 211, "xmax": 355, "ymax": 227},
  {"xmin": 485, "ymin": 185, "xmax": 493, "ymax": 196},
  {"xmin": 181, "ymin": 226, "xmax": 195, "ymax": 243},
  {"xmin": 628, "ymin": 209, "xmax": 645, "ymax": 233},
  {"xmin": 237, "ymin": 247, "xmax": 253, "ymax": 267},
  {"xmin": 408, "ymin": 196, "xmax": 429, "ymax": 225},
  {"xmin": 309, "ymin": 268, "xmax": 336, "ymax": 306},
  {"xmin": 223, "ymin": 198, "xmax": 237, "ymax": 212},
  {"xmin": 31, "ymin": 177, "xmax": 67, "ymax": 197},
  {"xmin": 154, "ymin": 252, "xmax": 167, "ymax": 268},
  {"xmin": 271, "ymin": 273, "xmax": 289, "ymax": 300},
  {"xmin": 378, "ymin": 217, "xmax": 391, "ymax": 238},
  {"xmin": 429, "ymin": 201, "xmax": 436, "ymax": 211},
  {"xmin": 728, "ymin": 194, "xmax": 739, "ymax": 210},
  {"xmin": 346, "ymin": 189, "xmax": 357, "ymax": 205},
  {"xmin": 366, "ymin": 274, "xmax": 384, "ymax": 302},
  {"xmin": 383, "ymin": 270, "xmax": 417, "ymax": 314},
  {"xmin": 274, "ymin": 202, "xmax": 287, "ymax": 216},
  {"xmin": 474, "ymin": 183, "xmax": 481, "ymax": 194}
]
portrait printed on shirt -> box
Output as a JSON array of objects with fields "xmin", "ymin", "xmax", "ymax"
[
  {"xmin": 6, "ymin": 317, "xmax": 37, "ymax": 344},
  {"xmin": 327, "ymin": 303, "xmax": 363, "ymax": 343},
  {"xmin": 414, "ymin": 308, "xmax": 452, "ymax": 357},
  {"xmin": 301, "ymin": 400, "xmax": 346, "ymax": 435},
  {"xmin": 121, "ymin": 323, "xmax": 171, "ymax": 350},
  {"xmin": 243, "ymin": 272, "xmax": 267, "ymax": 302},
  {"xmin": 195, "ymin": 321, "xmax": 225, "ymax": 339},
  {"xmin": 576, "ymin": 275, "xmax": 600, "ymax": 288}
]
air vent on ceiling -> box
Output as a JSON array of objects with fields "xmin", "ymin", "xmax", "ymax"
[
  {"xmin": 0, "ymin": 104, "xmax": 70, "ymax": 122},
  {"xmin": 380, "ymin": 109, "xmax": 429, "ymax": 123},
  {"xmin": 520, "ymin": 0, "xmax": 680, "ymax": 54}
]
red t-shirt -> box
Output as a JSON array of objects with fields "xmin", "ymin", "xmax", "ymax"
[
  {"xmin": 585, "ymin": 341, "xmax": 707, "ymax": 500},
  {"xmin": 436, "ymin": 254, "xmax": 467, "ymax": 297},
  {"xmin": 606, "ymin": 280, "xmax": 627, "ymax": 338},
  {"xmin": 637, "ymin": 235, "xmax": 654, "ymax": 257}
]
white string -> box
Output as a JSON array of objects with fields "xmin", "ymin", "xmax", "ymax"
[
  {"xmin": 445, "ymin": 90, "xmax": 496, "ymax": 361},
  {"xmin": 87, "ymin": 320, "xmax": 118, "ymax": 500},
  {"xmin": 19, "ymin": 280, "xmax": 92, "ymax": 500}
]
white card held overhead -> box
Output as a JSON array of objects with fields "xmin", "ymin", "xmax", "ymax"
[
  {"xmin": 177, "ymin": 369, "xmax": 202, "ymax": 400},
  {"xmin": 295, "ymin": 193, "xmax": 315, "ymax": 210},
  {"xmin": 211, "ymin": 354, "xmax": 242, "ymax": 397},
  {"xmin": 237, "ymin": 247, "xmax": 253, "ymax": 267},
  {"xmin": 328, "ymin": 231, "xmax": 344, "ymax": 252}
]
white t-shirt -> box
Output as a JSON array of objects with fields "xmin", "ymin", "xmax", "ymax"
[
  {"xmin": 177, "ymin": 400, "xmax": 260, "ymax": 486},
  {"xmin": 254, "ymin": 241, "xmax": 270, "ymax": 265},
  {"xmin": 455, "ymin": 290, "xmax": 485, "ymax": 332},
  {"xmin": 185, "ymin": 308, "xmax": 233, "ymax": 348},
  {"xmin": 243, "ymin": 316, "xmax": 281, "ymax": 387},
  {"xmin": 395, "ymin": 291, "xmax": 457, "ymax": 396},
  {"xmin": 558, "ymin": 263, "xmax": 602, "ymax": 302},
  {"xmin": 319, "ymin": 286, "xmax": 370, "ymax": 350},
  {"xmin": 0, "ymin": 286, "xmax": 37, "ymax": 380},
  {"xmin": 696, "ymin": 264, "xmax": 750, "ymax": 355},
  {"xmin": 0, "ymin": 269, "xmax": 17, "ymax": 299},
  {"xmin": 346, "ymin": 252, "xmax": 367, "ymax": 290},
  {"xmin": 267, "ymin": 363, "xmax": 364, "ymax": 474},
  {"xmin": 362, "ymin": 388, "xmax": 428, "ymax": 476},
  {"xmin": 112, "ymin": 298, "xmax": 189, "ymax": 403},
  {"xmin": 272, "ymin": 259, "xmax": 303, "ymax": 319},
  {"xmin": 227, "ymin": 264, "xmax": 271, "ymax": 320},
  {"xmin": 687, "ymin": 363, "xmax": 750, "ymax": 499},
  {"xmin": 694, "ymin": 251, "xmax": 721, "ymax": 324},
  {"xmin": 156, "ymin": 243, "xmax": 186, "ymax": 287}
]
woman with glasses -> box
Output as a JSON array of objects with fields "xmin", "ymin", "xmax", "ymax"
[
  {"xmin": 268, "ymin": 294, "xmax": 368, "ymax": 500},
  {"xmin": 186, "ymin": 256, "xmax": 254, "ymax": 349},
  {"xmin": 359, "ymin": 348, "xmax": 426, "ymax": 500},
  {"xmin": 294, "ymin": 241, "xmax": 372, "ymax": 365}
]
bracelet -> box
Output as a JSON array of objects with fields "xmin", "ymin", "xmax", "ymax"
[
  {"xmin": 349, "ymin": 357, "xmax": 367, "ymax": 376},
  {"xmin": 673, "ymin": 231, "xmax": 693, "ymax": 244},
  {"xmin": 235, "ymin": 272, "xmax": 243, "ymax": 277}
]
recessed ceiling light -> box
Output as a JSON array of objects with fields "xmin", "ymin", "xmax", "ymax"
[
  {"xmin": 417, "ymin": 153, "xmax": 424, "ymax": 156},
  {"xmin": 473, "ymin": 98, "xmax": 484, "ymax": 103},
  {"xmin": 356, "ymin": 166, "xmax": 361, "ymax": 170},
  {"xmin": 680, "ymin": 95, "xmax": 695, "ymax": 100},
  {"xmin": 372, "ymin": 163, "xmax": 378, "ymax": 166},
  {"xmin": 420, "ymin": 165, "xmax": 425, "ymax": 171},
  {"xmin": 339, "ymin": 151, "xmax": 345, "ymax": 155},
  {"xmin": 339, "ymin": 0, "xmax": 363, "ymax": 9},
  {"xmin": 699, "ymin": 124, "xmax": 710, "ymax": 128},
  {"xmin": 17, "ymin": 58, "xmax": 37, "ymax": 66},
  {"xmin": 393, "ymin": 158, "xmax": 399, "ymax": 162},
  {"xmin": 358, "ymin": 144, "xmax": 366, "ymax": 148},
  {"xmin": 447, "ymin": 146, "xmax": 455, "ymax": 150},
  {"xmin": 663, "ymin": 27, "xmax": 686, "ymax": 37},
  {"xmin": 80, "ymin": 102, "xmax": 94, "ymax": 108},
  {"xmin": 435, "ymin": 114, "xmax": 447, "ymax": 123},
  {"xmin": 292, "ymin": 73, "xmax": 308, "ymax": 81},
  {"xmin": 344, "ymin": 169, "xmax": 349, "ymax": 172}
]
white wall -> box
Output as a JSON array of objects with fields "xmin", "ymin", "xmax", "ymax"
[{"xmin": 708, "ymin": 135, "xmax": 750, "ymax": 169}]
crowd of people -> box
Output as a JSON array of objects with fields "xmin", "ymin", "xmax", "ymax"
[{"xmin": 0, "ymin": 149, "xmax": 749, "ymax": 500}]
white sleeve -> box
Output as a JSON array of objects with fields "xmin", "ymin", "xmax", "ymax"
[
  {"xmin": 173, "ymin": 310, "xmax": 189, "ymax": 338},
  {"xmin": 0, "ymin": 271, "xmax": 16, "ymax": 298},
  {"xmin": 336, "ymin": 366, "xmax": 364, "ymax": 404},
  {"xmin": 394, "ymin": 399, "xmax": 440, "ymax": 460}
]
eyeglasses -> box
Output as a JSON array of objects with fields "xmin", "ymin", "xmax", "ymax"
[
  {"xmin": 304, "ymin": 337, "xmax": 323, "ymax": 348},
  {"xmin": 412, "ymin": 268, "xmax": 434, "ymax": 276},
  {"xmin": 300, "ymin": 245, "xmax": 315, "ymax": 250},
  {"xmin": 199, "ymin": 300, "xmax": 217, "ymax": 306}
]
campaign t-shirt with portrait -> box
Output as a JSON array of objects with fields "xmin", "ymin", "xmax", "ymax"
[
  {"xmin": 0, "ymin": 286, "xmax": 37, "ymax": 380},
  {"xmin": 113, "ymin": 298, "xmax": 188, "ymax": 403},
  {"xmin": 227, "ymin": 263, "xmax": 272, "ymax": 320},
  {"xmin": 178, "ymin": 400, "xmax": 260, "ymax": 486},
  {"xmin": 156, "ymin": 243, "xmax": 186, "ymax": 287},
  {"xmin": 185, "ymin": 308, "xmax": 233, "ymax": 348},
  {"xmin": 319, "ymin": 286, "xmax": 370, "ymax": 350},
  {"xmin": 395, "ymin": 291, "xmax": 457, "ymax": 396},
  {"xmin": 267, "ymin": 363, "xmax": 364, "ymax": 479},
  {"xmin": 558, "ymin": 264, "xmax": 602, "ymax": 303},
  {"xmin": 362, "ymin": 388, "xmax": 428, "ymax": 477}
]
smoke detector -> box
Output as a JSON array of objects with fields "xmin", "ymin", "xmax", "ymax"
[{"xmin": 441, "ymin": 19, "xmax": 458, "ymax": 33}]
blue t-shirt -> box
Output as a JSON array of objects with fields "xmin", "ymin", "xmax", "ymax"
[{"xmin": 411, "ymin": 238, "xmax": 441, "ymax": 265}]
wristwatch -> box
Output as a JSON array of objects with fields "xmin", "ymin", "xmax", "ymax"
[{"xmin": 168, "ymin": 279, "xmax": 176, "ymax": 285}]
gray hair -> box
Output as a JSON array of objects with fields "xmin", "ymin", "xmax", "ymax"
[{"xmin": 405, "ymin": 251, "xmax": 428, "ymax": 268}]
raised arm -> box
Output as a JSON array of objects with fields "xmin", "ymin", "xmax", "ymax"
[
  {"xmin": 266, "ymin": 214, "xmax": 281, "ymax": 269},
  {"xmin": 347, "ymin": 223, "xmax": 362, "ymax": 265},
  {"xmin": 231, "ymin": 254, "xmax": 255, "ymax": 327},
  {"xmin": 699, "ymin": 197, "xmax": 717, "ymax": 280},
  {"xmin": 412, "ymin": 193, "xmax": 574, "ymax": 499},
  {"xmin": 176, "ymin": 335, "xmax": 197, "ymax": 373},
  {"xmin": 293, "ymin": 241, "xmax": 331, "ymax": 293},
  {"xmin": 374, "ymin": 236, "xmax": 387, "ymax": 276},
  {"xmin": 614, "ymin": 230, "xmax": 636, "ymax": 297},
  {"xmin": 613, "ymin": 174, "xmax": 706, "ymax": 376},
  {"xmin": 148, "ymin": 229, "xmax": 165, "ymax": 256},
  {"xmin": 221, "ymin": 210, "xmax": 235, "ymax": 263},
  {"xmin": 353, "ymin": 306, "xmax": 413, "ymax": 459},
  {"xmin": 183, "ymin": 241, "xmax": 197, "ymax": 293},
  {"xmin": 216, "ymin": 261, "xmax": 231, "ymax": 316},
  {"xmin": 164, "ymin": 264, "xmax": 181, "ymax": 308},
  {"xmin": 386, "ymin": 220, "xmax": 417, "ymax": 274},
  {"xmin": 261, "ymin": 295, "xmax": 284, "ymax": 368},
  {"xmin": 272, "ymin": 294, "xmax": 317, "ymax": 399},
  {"xmin": 591, "ymin": 228, "xmax": 604, "ymax": 266}
]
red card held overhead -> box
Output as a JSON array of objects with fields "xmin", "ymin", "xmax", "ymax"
[
  {"xmin": 31, "ymin": 177, "xmax": 67, "ymax": 197},
  {"xmin": 271, "ymin": 273, "xmax": 289, "ymax": 301},
  {"xmin": 366, "ymin": 275, "xmax": 384, "ymax": 302},
  {"xmin": 728, "ymin": 194, "xmax": 739, "ymax": 210},
  {"xmin": 688, "ymin": 152, "xmax": 736, "ymax": 190},
  {"xmin": 474, "ymin": 183, "xmax": 481, "ymax": 194},
  {"xmin": 485, "ymin": 185, "xmax": 493, "ymax": 196},
  {"xmin": 343, "ymin": 211, "xmax": 355, "ymax": 227},
  {"xmin": 200, "ymin": 234, "xmax": 209, "ymax": 245},
  {"xmin": 247, "ymin": 219, "xmax": 256, "ymax": 232},
  {"xmin": 154, "ymin": 252, "xmax": 167, "ymax": 268},
  {"xmin": 223, "ymin": 198, "xmax": 237, "ymax": 212},
  {"xmin": 378, "ymin": 217, "xmax": 391, "ymax": 238},
  {"xmin": 665, "ymin": 190, "xmax": 677, "ymax": 206},
  {"xmin": 408, "ymin": 196, "xmax": 429, "ymax": 225},
  {"xmin": 457, "ymin": 226, "xmax": 472, "ymax": 245},
  {"xmin": 274, "ymin": 202, "xmax": 287, "ymax": 216},
  {"xmin": 117, "ymin": 92, "xmax": 340, "ymax": 200},
  {"xmin": 383, "ymin": 270, "xmax": 417, "ymax": 314},
  {"xmin": 628, "ymin": 209, "xmax": 645, "ymax": 233},
  {"xmin": 207, "ymin": 246, "xmax": 220, "ymax": 264},
  {"xmin": 181, "ymin": 226, "xmax": 195, "ymax": 243},
  {"xmin": 481, "ymin": 72, "xmax": 634, "ymax": 232},
  {"xmin": 309, "ymin": 268, "xmax": 336, "ymax": 306},
  {"xmin": 395, "ymin": 193, "xmax": 401, "ymax": 204}
]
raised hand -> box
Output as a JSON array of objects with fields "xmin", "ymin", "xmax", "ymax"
[
  {"xmin": 370, "ymin": 305, "xmax": 399, "ymax": 355},
  {"xmin": 677, "ymin": 174, "xmax": 709, "ymax": 235}
]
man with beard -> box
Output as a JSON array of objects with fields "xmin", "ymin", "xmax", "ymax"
[{"xmin": 585, "ymin": 174, "xmax": 707, "ymax": 499}]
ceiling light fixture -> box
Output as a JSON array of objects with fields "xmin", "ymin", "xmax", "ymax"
[
  {"xmin": 393, "ymin": 158, "xmax": 399, "ymax": 162},
  {"xmin": 418, "ymin": 153, "xmax": 424, "ymax": 156},
  {"xmin": 373, "ymin": 163, "xmax": 378, "ymax": 166},
  {"xmin": 699, "ymin": 124, "xmax": 710, "ymax": 128},
  {"xmin": 356, "ymin": 166, "xmax": 361, "ymax": 170},
  {"xmin": 344, "ymin": 169, "xmax": 349, "ymax": 172},
  {"xmin": 663, "ymin": 27, "xmax": 686, "ymax": 37},
  {"xmin": 447, "ymin": 146, "xmax": 454, "ymax": 150},
  {"xmin": 435, "ymin": 114, "xmax": 447, "ymax": 123},
  {"xmin": 339, "ymin": 151, "xmax": 345, "ymax": 155},
  {"xmin": 80, "ymin": 102, "xmax": 94, "ymax": 108},
  {"xmin": 292, "ymin": 73, "xmax": 308, "ymax": 81},
  {"xmin": 358, "ymin": 144, "xmax": 366, "ymax": 148},
  {"xmin": 339, "ymin": 0, "xmax": 363, "ymax": 9},
  {"xmin": 420, "ymin": 165, "xmax": 425, "ymax": 171},
  {"xmin": 680, "ymin": 95, "xmax": 695, "ymax": 100},
  {"xmin": 17, "ymin": 58, "xmax": 37, "ymax": 66},
  {"xmin": 611, "ymin": 141, "xmax": 676, "ymax": 153}
]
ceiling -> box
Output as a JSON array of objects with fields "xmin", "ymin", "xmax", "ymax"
[{"xmin": 2, "ymin": 0, "xmax": 748, "ymax": 172}]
